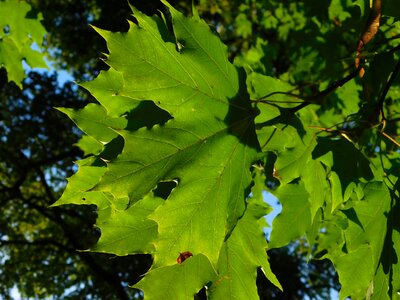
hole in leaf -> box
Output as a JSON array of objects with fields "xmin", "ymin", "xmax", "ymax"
[
  {"xmin": 261, "ymin": 153, "xmax": 280, "ymax": 190},
  {"xmin": 90, "ymin": 157, "xmax": 107, "ymax": 167},
  {"xmin": 153, "ymin": 179, "xmax": 179, "ymax": 200},
  {"xmin": 176, "ymin": 251, "xmax": 193, "ymax": 264},
  {"xmin": 125, "ymin": 101, "xmax": 172, "ymax": 131},
  {"xmin": 194, "ymin": 286, "xmax": 207, "ymax": 300},
  {"xmin": 313, "ymin": 249, "xmax": 328, "ymax": 259},
  {"xmin": 99, "ymin": 135, "xmax": 124, "ymax": 161},
  {"xmin": 289, "ymin": 177, "xmax": 301, "ymax": 184},
  {"xmin": 3, "ymin": 25, "xmax": 10, "ymax": 35},
  {"xmin": 340, "ymin": 207, "xmax": 364, "ymax": 230}
]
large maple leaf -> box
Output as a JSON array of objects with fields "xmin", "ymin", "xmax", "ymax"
[
  {"xmin": 54, "ymin": 2, "xmax": 281, "ymax": 297},
  {"xmin": 88, "ymin": 2, "xmax": 260, "ymax": 266}
]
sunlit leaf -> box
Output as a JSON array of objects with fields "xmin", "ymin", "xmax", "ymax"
[{"xmin": 0, "ymin": 0, "xmax": 47, "ymax": 86}]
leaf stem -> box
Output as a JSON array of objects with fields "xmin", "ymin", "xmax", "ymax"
[{"xmin": 255, "ymin": 69, "xmax": 359, "ymax": 129}]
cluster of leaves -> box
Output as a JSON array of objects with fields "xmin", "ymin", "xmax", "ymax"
[
  {"xmin": 50, "ymin": 0, "xmax": 400, "ymax": 299},
  {"xmin": 0, "ymin": 0, "xmax": 47, "ymax": 86},
  {"xmin": 1, "ymin": 0, "xmax": 400, "ymax": 299},
  {"xmin": 55, "ymin": 2, "xmax": 280, "ymax": 298}
]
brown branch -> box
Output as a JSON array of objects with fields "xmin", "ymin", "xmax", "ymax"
[{"xmin": 355, "ymin": 0, "xmax": 381, "ymax": 77}]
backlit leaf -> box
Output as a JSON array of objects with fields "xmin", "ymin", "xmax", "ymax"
[{"xmin": 0, "ymin": 0, "xmax": 47, "ymax": 86}]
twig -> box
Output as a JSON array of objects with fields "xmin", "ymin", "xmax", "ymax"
[
  {"xmin": 377, "ymin": 58, "xmax": 400, "ymax": 123},
  {"xmin": 381, "ymin": 131, "xmax": 400, "ymax": 148},
  {"xmin": 255, "ymin": 68, "xmax": 359, "ymax": 129}
]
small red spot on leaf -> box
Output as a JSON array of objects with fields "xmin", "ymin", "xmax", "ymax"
[{"xmin": 177, "ymin": 251, "xmax": 193, "ymax": 264}]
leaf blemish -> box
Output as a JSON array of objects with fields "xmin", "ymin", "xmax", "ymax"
[
  {"xmin": 153, "ymin": 178, "xmax": 179, "ymax": 200},
  {"xmin": 177, "ymin": 251, "xmax": 193, "ymax": 264}
]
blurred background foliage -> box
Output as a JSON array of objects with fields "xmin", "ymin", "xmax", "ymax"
[{"xmin": 1, "ymin": 0, "xmax": 399, "ymax": 298}]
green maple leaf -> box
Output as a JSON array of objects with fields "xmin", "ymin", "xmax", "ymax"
[
  {"xmin": 0, "ymin": 0, "xmax": 47, "ymax": 86},
  {"xmin": 92, "ymin": 193, "xmax": 162, "ymax": 255},
  {"xmin": 57, "ymin": 104, "xmax": 126, "ymax": 144},
  {"xmin": 312, "ymin": 182, "xmax": 391, "ymax": 300},
  {"xmin": 209, "ymin": 199, "xmax": 281, "ymax": 299},
  {"xmin": 46, "ymin": 1, "xmax": 400, "ymax": 298},
  {"xmin": 80, "ymin": 68, "xmax": 140, "ymax": 117},
  {"xmin": 81, "ymin": 2, "xmax": 260, "ymax": 268},
  {"xmin": 55, "ymin": 0, "xmax": 261, "ymax": 271},
  {"xmin": 51, "ymin": 1, "xmax": 286, "ymax": 296},
  {"xmin": 334, "ymin": 182, "xmax": 391, "ymax": 299},
  {"xmin": 53, "ymin": 157, "xmax": 110, "ymax": 209},
  {"xmin": 134, "ymin": 254, "xmax": 217, "ymax": 300},
  {"xmin": 269, "ymin": 182, "xmax": 312, "ymax": 248}
]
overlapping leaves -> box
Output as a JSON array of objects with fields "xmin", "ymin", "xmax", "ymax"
[
  {"xmin": 250, "ymin": 56, "xmax": 398, "ymax": 298},
  {"xmin": 54, "ymin": 1, "xmax": 400, "ymax": 299}
]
